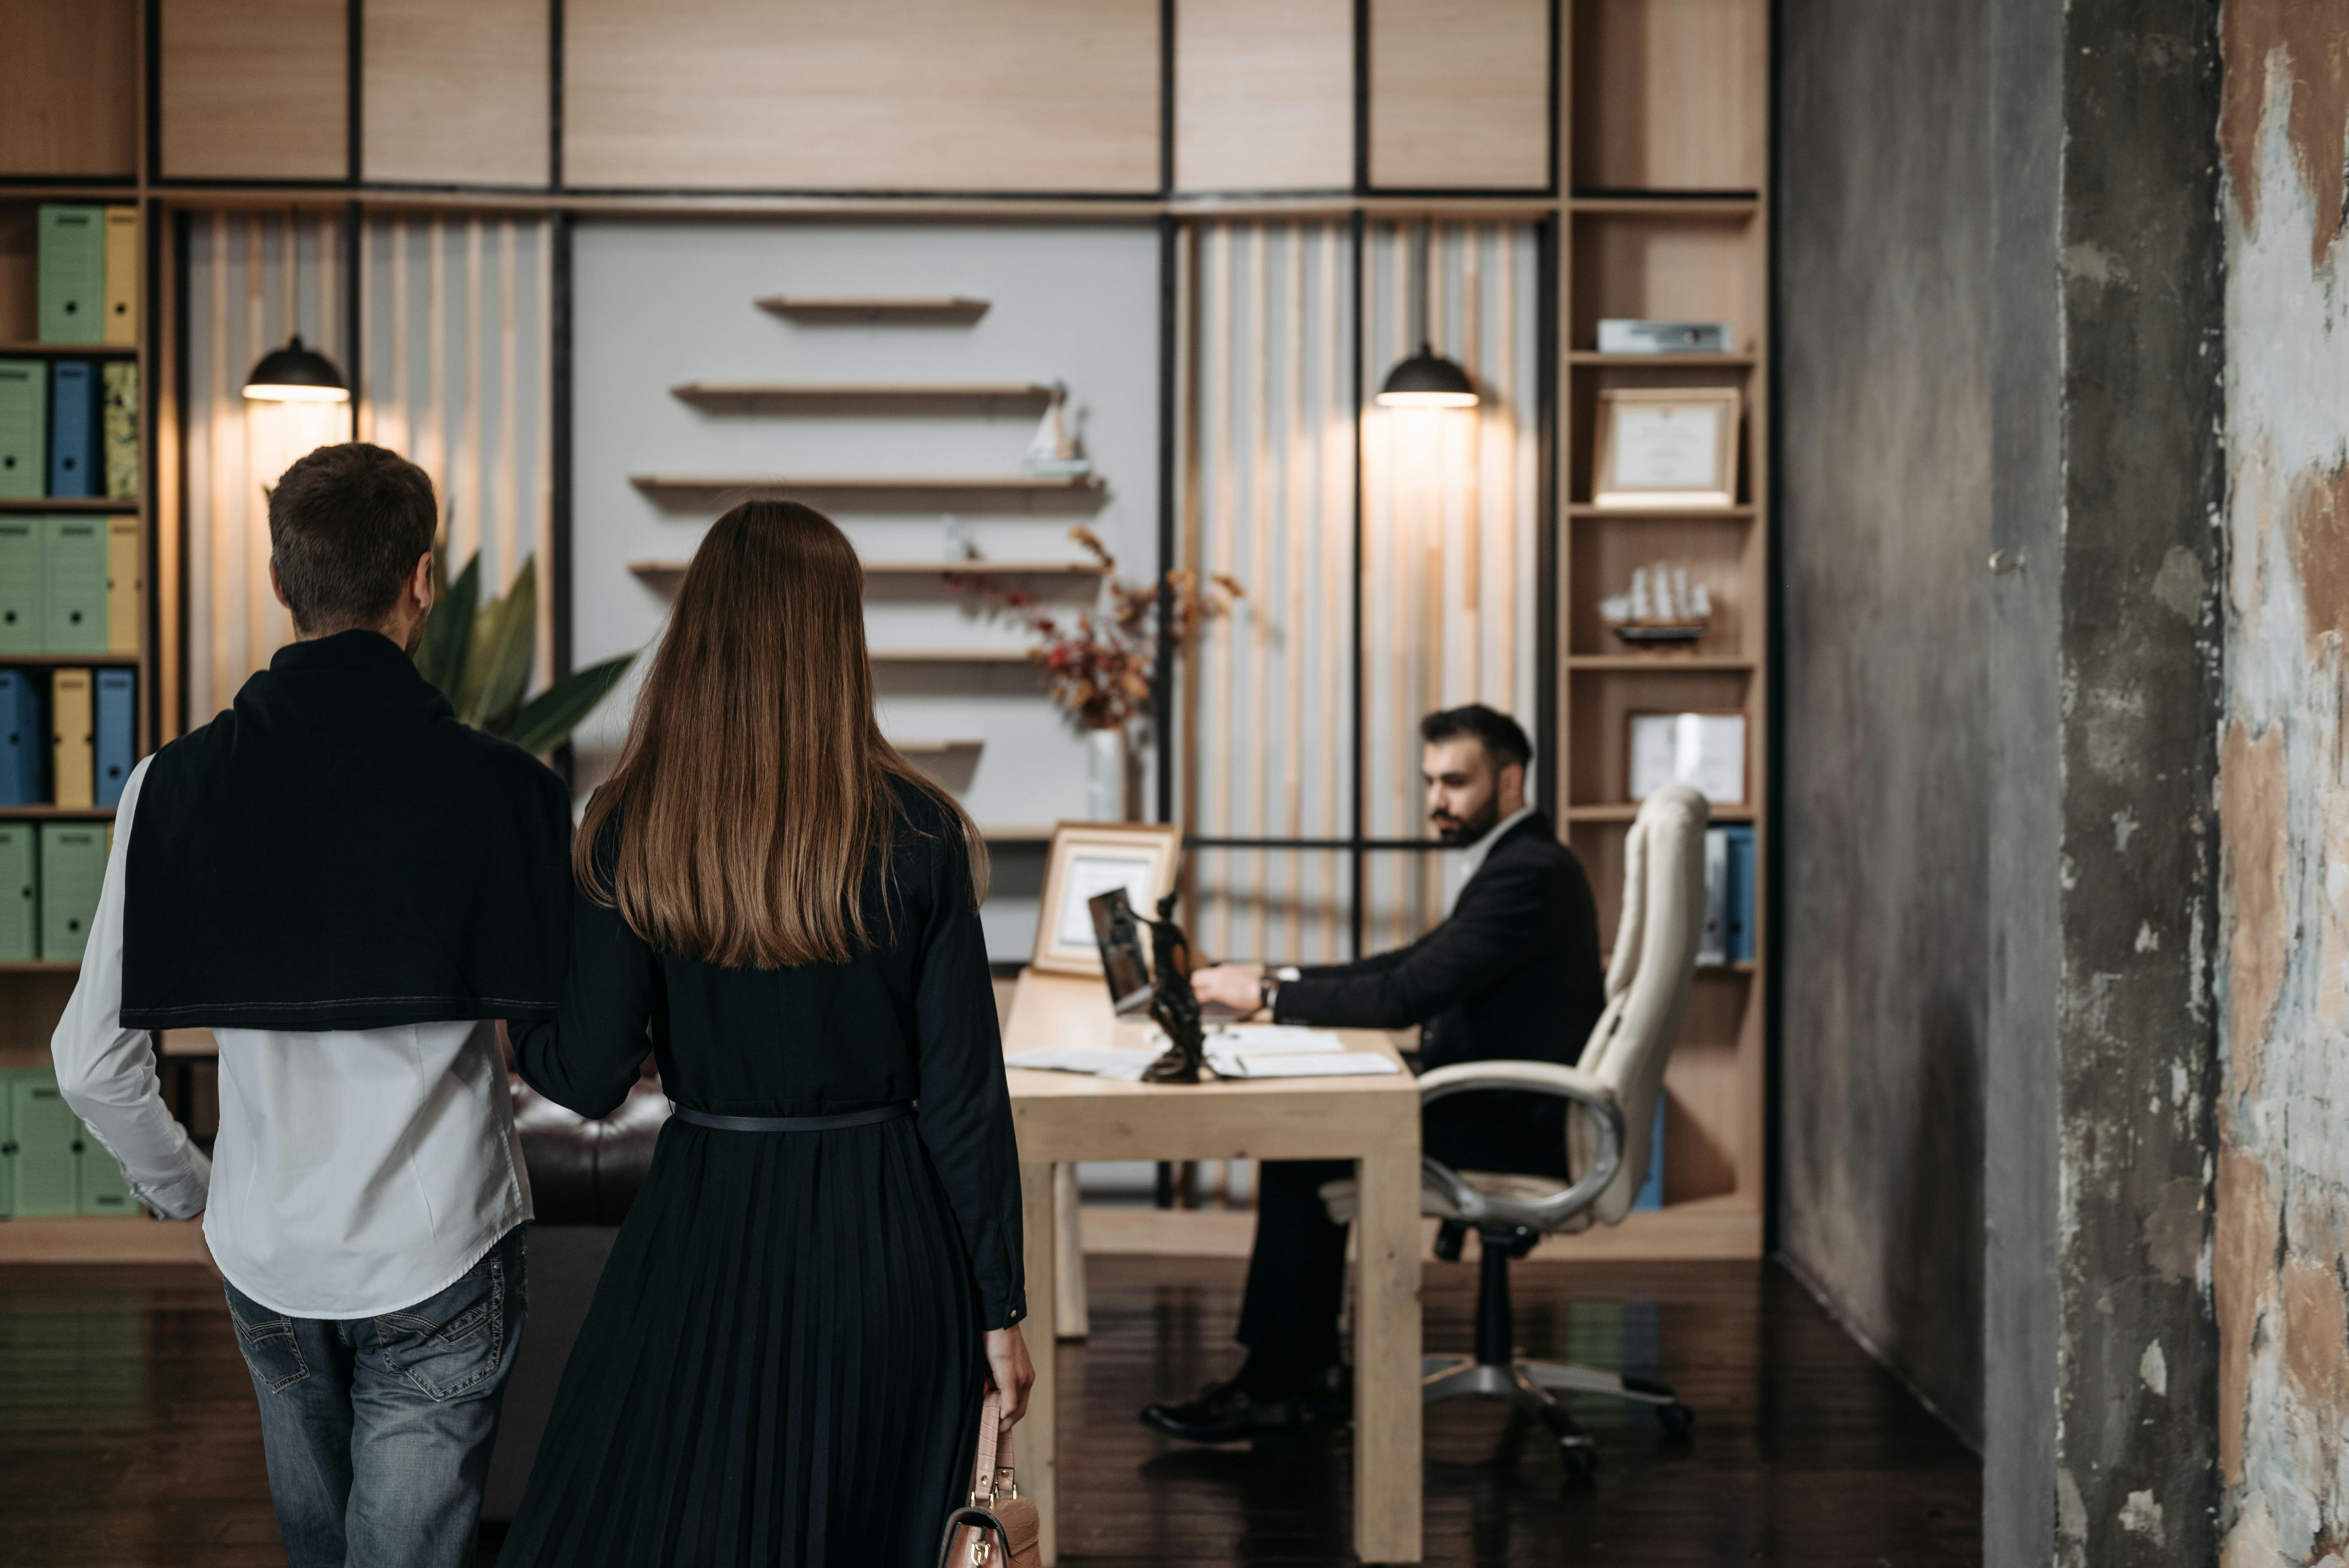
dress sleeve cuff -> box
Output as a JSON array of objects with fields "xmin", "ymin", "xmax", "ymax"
[{"xmin": 133, "ymin": 1146, "xmax": 211, "ymax": 1221}]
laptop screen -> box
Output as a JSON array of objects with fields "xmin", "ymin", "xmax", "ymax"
[{"xmin": 1088, "ymin": 887, "xmax": 1153, "ymax": 1014}]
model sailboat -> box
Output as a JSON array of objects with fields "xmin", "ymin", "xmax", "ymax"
[{"xmin": 1021, "ymin": 381, "xmax": 1092, "ymax": 478}]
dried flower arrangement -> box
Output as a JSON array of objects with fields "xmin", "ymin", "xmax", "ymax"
[{"xmin": 944, "ymin": 527, "xmax": 1242, "ymax": 732}]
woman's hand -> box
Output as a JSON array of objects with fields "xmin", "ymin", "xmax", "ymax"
[{"xmin": 984, "ymin": 1325, "xmax": 1036, "ymax": 1426}]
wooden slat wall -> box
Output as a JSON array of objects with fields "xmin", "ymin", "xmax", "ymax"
[
  {"xmin": 1174, "ymin": 0, "xmax": 1353, "ymax": 194},
  {"xmin": 0, "ymin": 0, "xmax": 139, "ymax": 178},
  {"xmin": 182, "ymin": 211, "xmax": 549, "ymax": 723},
  {"xmin": 160, "ymin": 0, "xmax": 348, "ymax": 181},
  {"xmin": 363, "ymin": 0, "xmax": 550, "ymax": 188},
  {"xmin": 1184, "ymin": 221, "xmax": 1356, "ymax": 963},
  {"xmin": 1357, "ymin": 220, "xmax": 1540, "ymax": 948},
  {"xmin": 1367, "ymin": 0, "xmax": 1550, "ymax": 191},
  {"xmin": 563, "ymin": 0, "xmax": 1161, "ymax": 192}
]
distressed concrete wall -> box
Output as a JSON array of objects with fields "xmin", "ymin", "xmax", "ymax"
[
  {"xmin": 1776, "ymin": 0, "xmax": 1992, "ymax": 1446},
  {"xmin": 2214, "ymin": 3, "xmax": 2349, "ymax": 1561}
]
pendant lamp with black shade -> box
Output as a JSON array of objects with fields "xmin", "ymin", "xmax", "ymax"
[
  {"xmin": 242, "ymin": 335, "xmax": 349, "ymax": 403},
  {"xmin": 1376, "ymin": 223, "xmax": 1479, "ymax": 410}
]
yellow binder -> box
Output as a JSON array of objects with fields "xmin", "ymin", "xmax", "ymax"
[
  {"xmin": 102, "ymin": 208, "xmax": 137, "ymax": 347},
  {"xmin": 105, "ymin": 517, "xmax": 138, "ymax": 654},
  {"xmin": 50, "ymin": 668, "xmax": 92, "ymax": 810}
]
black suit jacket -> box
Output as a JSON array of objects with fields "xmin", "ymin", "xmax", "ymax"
[{"xmin": 1271, "ymin": 812, "xmax": 1605, "ymax": 1176}]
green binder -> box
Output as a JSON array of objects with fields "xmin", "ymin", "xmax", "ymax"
[
  {"xmin": 38, "ymin": 821, "xmax": 107, "ymax": 962},
  {"xmin": 42, "ymin": 515, "xmax": 109, "ymax": 654},
  {"xmin": 0, "ymin": 825, "xmax": 36, "ymax": 963},
  {"xmin": 77, "ymin": 1125, "xmax": 135, "ymax": 1215},
  {"xmin": 37, "ymin": 206, "xmax": 107, "ymax": 346},
  {"xmin": 9, "ymin": 1070, "xmax": 81, "ymax": 1216},
  {"xmin": 0, "ymin": 359, "xmax": 43, "ymax": 501},
  {"xmin": 0, "ymin": 519, "xmax": 40, "ymax": 654}
]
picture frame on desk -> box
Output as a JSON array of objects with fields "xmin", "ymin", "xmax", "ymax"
[
  {"xmin": 1030, "ymin": 821, "xmax": 1181, "ymax": 978},
  {"xmin": 1592, "ymin": 387, "xmax": 1742, "ymax": 510},
  {"xmin": 1627, "ymin": 709, "xmax": 1749, "ymax": 807}
]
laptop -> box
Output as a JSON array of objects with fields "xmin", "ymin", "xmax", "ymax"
[{"xmin": 1088, "ymin": 886, "xmax": 1247, "ymax": 1019}]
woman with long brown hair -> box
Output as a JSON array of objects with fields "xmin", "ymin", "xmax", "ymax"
[{"xmin": 496, "ymin": 501, "xmax": 1032, "ymax": 1566}]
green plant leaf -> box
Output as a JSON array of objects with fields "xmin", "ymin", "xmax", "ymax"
[
  {"xmin": 501, "ymin": 654, "xmax": 636, "ymax": 756},
  {"xmin": 458, "ymin": 558, "xmax": 536, "ymax": 727},
  {"xmin": 416, "ymin": 552, "xmax": 479, "ymax": 698}
]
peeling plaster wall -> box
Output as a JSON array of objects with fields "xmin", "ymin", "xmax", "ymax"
[
  {"xmin": 2215, "ymin": 3, "xmax": 2349, "ymax": 1561},
  {"xmin": 1776, "ymin": 0, "xmax": 1991, "ymax": 1446}
]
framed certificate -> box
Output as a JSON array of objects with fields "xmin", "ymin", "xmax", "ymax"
[
  {"xmin": 1592, "ymin": 387, "xmax": 1741, "ymax": 509},
  {"xmin": 1627, "ymin": 710, "xmax": 1748, "ymax": 806},
  {"xmin": 1030, "ymin": 822, "xmax": 1183, "ymax": 976}
]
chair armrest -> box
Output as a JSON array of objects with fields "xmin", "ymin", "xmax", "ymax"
[{"xmin": 1414, "ymin": 1060, "xmax": 1624, "ymax": 1233}]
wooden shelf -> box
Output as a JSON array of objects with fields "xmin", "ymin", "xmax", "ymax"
[
  {"xmin": 894, "ymin": 739, "xmax": 984, "ymax": 755},
  {"xmin": 0, "ymin": 653, "xmax": 139, "ymax": 667},
  {"xmin": 1569, "ymin": 195, "xmax": 1761, "ymax": 217},
  {"xmin": 0, "ymin": 340, "xmax": 138, "ymax": 358},
  {"xmin": 979, "ymin": 827, "xmax": 1057, "ymax": 844},
  {"xmin": 0, "ymin": 1215, "xmax": 207, "ymax": 1265},
  {"xmin": 756, "ymin": 295, "xmax": 990, "ymax": 324},
  {"xmin": 0, "ymin": 960, "xmax": 80, "ymax": 973},
  {"xmin": 1569, "ymin": 503, "xmax": 1757, "ymax": 519},
  {"xmin": 0, "ymin": 495, "xmax": 139, "ymax": 513},
  {"xmin": 1568, "ymin": 351, "xmax": 1755, "ymax": 368},
  {"xmin": 1567, "ymin": 654, "xmax": 1754, "ymax": 672},
  {"xmin": 0, "ymin": 805, "xmax": 114, "ymax": 820},
  {"xmin": 629, "ymin": 557, "xmax": 1108, "ymax": 586},
  {"xmin": 870, "ymin": 649, "xmax": 1034, "ymax": 664},
  {"xmin": 1567, "ymin": 802, "xmax": 1756, "ymax": 823},
  {"xmin": 630, "ymin": 474, "xmax": 1105, "ymax": 513},
  {"xmin": 671, "ymin": 381, "xmax": 1052, "ymax": 413}
]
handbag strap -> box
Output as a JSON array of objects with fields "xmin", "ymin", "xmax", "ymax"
[{"xmin": 968, "ymin": 1390, "xmax": 1018, "ymax": 1504}]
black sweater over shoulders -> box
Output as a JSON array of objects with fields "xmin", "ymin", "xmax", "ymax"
[{"xmin": 511, "ymin": 779, "xmax": 1026, "ymax": 1329}]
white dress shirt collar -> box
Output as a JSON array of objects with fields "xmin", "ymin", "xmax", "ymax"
[{"xmin": 1448, "ymin": 804, "xmax": 1538, "ymax": 913}]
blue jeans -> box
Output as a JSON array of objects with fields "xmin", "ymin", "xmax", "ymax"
[{"xmin": 223, "ymin": 1226, "xmax": 527, "ymax": 1568}]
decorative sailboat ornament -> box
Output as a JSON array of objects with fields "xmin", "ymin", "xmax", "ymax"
[
  {"xmin": 1021, "ymin": 381, "xmax": 1092, "ymax": 478},
  {"xmin": 1599, "ymin": 558, "xmax": 1713, "ymax": 652}
]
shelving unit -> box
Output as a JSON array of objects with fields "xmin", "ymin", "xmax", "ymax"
[
  {"xmin": 755, "ymin": 295, "xmax": 991, "ymax": 324},
  {"xmin": 629, "ymin": 473, "xmax": 1106, "ymax": 511},
  {"xmin": 627, "ymin": 557, "xmax": 1108, "ymax": 586},
  {"xmin": 1553, "ymin": 0, "xmax": 1769, "ymax": 1253}
]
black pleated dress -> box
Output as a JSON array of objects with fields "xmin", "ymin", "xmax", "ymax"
[{"xmin": 498, "ymin": 784, "xmax": 1025, "ymax": 1568}]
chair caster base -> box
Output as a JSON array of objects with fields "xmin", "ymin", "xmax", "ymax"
[{"xmin": 1657, "ymin": 1401, "xmax": 1695, "ymax": 1439}]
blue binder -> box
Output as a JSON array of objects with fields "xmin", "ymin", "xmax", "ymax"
[
  {"xmin": 1722, "ymin": 826, "xmax": 1757, "ymax": 964},
  {"xmin": 93, "ymin": 668, "xmax": 132, "ymax": 808},
  {"xmin": 48, "ymin": 361, "xmax": 98, "ymax": 498},
  {"xmin": 1633, "ymin": 1098, "xmax": 1666, "ymax": 1211},
  {"xmin": 0, "ymin": 672, "xmax": 36, "ymax": 806}
]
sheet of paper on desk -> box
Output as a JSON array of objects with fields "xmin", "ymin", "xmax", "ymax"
[
  {"xmin": 1002, "ymin": 1046, "xmax": 1152, "ymax": 1081},
  {"xmin": 1205, "ymin": 1025, "xmax": 1346, "ymax": 1052},
  {"xmin": 1210, "ymin": 1050, "xmax": 1404, "ymax": 1079}
]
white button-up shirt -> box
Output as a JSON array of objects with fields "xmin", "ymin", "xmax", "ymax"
[{"xmin": 50, "ymin": 755, "xmax": 533, "ymax": 1320}]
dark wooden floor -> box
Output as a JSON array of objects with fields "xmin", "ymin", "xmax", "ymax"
[{"xmin": 0, "ymin": 1254, "xmax": 1977, "ymax": 1566}]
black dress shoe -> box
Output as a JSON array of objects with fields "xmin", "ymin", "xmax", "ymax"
[{"xmin": 1139, "ymin": 1378, "xmax": 1306, "ymax": 1446}]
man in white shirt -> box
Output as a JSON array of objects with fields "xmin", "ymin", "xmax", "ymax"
[{"xmin": 53, "ymin": 443, "xmax": 574, "ymax": 1568}]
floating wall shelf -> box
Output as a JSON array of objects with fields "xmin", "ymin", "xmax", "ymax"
[
  {"xmin": 0, "ymin": 496, "xmax": 139, "ymax": 513},
  {"xmin": 895, "ymin": 739, "xmax": 985, "ymax": 756},
  {"xmin": 671, "ymin": 381, "xmax": 1053, "ymax": 414},
  {"xmin": 628, "ymin": 557, "xmax": 1109, "ymax": 587},
  {"xmin": 756, "ymin": 296, "xmax": 991, "ymax": 324},
  {"xmin": 868, "ymin": 649, "xmax": 1035, "ymax": 665},
  {"xmin": 630, "ymin": 474, "xmax": 1106, "ymax": 513}
]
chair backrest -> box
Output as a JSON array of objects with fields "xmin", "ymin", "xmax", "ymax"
[{"xmin": 1569, "ymin": 784, "xmax": 1708, "ymax": 1225}]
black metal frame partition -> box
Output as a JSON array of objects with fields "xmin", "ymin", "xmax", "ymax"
[{"xmin": 148, "ymin": 0, "xmax": 1568, "ymax": 970}]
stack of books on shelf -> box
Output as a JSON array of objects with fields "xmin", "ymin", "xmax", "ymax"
[
  {"xmin": 0, "ymin": 205, "xmax": 140, "ymax": 504},
  {"xmin": 0, "ymin": 1069, "xmax": 135, "ymax": 1217}
]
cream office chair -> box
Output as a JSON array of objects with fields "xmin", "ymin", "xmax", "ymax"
[{"xmin": 1323, "ymin": 783, "xmax": 1709, "ymax": 1478}]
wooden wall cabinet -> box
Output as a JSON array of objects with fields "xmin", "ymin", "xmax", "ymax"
[
  {"xmin": 1175, "ymin": 0, "xmax": 1354, "ymax": 193},
  {"xmin": 1572, "ymin": 0, "xmax": 1767, "ymax": 191},
  {"xmin": 364, "ymin": 0, "xmax": 550, "ymax": 187},
  {"xmin": 161, "ymin": 0, "xmax": 349, "ymax": 181},
  {"xmin": 1367, "ymin": 0, "xmax": 1551, "ymax": 191},
  {"xmin": 0, "ymin": 0, "xmax": 139, "ymax": 180},
  {"xmin": 563, "ymin": 0, "xmax": 1162, "ymax": 192}
]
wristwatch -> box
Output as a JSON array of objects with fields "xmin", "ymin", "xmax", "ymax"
[{"xmin": 1260, "ymin": 965, "xmax": 1301, "ymax": 1014}]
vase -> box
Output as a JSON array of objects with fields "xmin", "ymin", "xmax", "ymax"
[{"xmin": 1085, "ymin": 726, "xmax": 1128, "ymax": 821}]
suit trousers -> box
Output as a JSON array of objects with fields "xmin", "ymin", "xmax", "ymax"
[{"xmin": 1235, "ymin": 1094, "xmax": 1568, "ymax": 1383}]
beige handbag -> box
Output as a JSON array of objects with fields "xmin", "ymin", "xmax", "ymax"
[{"xmin": 935, "ymin": 1391, "xmax": 1040, "ymax": 1568}]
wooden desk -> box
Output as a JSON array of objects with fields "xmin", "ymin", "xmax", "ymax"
[{"xmin": 1004, "ymin": 972, "xmax": 1424, "ymax": 1564}]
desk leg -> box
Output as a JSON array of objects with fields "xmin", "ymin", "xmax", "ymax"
[
  {"xmin": 1020, "ymin": 1159, "xmax": 1059, "ymax": 1566},
  {"xmin": 1053, "ymin": 1163, "xmax": 1090, "ymax": 1338},
  {"xmin": 1353, "ymin": 1147, "xmax": 1423, "ymax": 1563}
]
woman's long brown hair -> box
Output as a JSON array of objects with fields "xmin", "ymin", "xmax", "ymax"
[{"xmin": 578, "ymin": 500, "xmax": 986, "ymax": 968}]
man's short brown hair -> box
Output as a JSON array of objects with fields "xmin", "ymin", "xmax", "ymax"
[{"xmin": 268, "ymin": 444, "xmax": 437, "ymax": 634}]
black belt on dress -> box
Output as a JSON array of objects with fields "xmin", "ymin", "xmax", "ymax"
[{"xmin": 674, "ymin": 1102, "xmax": 914, "ymax": 1133}]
